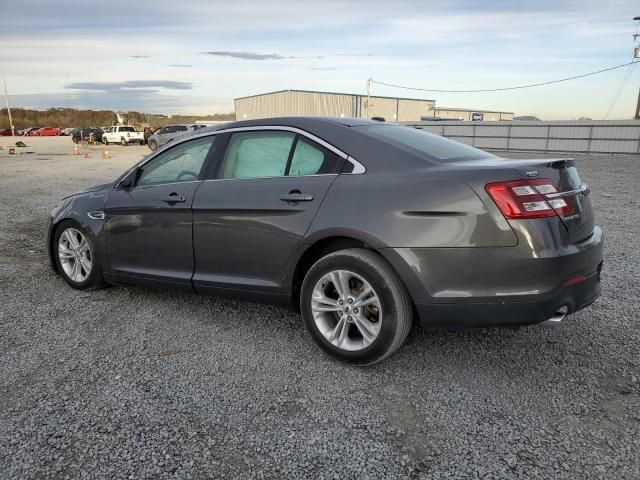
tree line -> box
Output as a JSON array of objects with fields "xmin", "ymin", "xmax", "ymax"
[{"xmin": 0, "ymin": 108, "xmax": 235, "ymax": 130}]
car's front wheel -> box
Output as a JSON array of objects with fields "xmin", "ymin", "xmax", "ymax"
[
  {"xmin": 103, "ymin": 138, "xmax": 108, "ymax": 145},
  {"xmin": 120, "ymin": 138, "xmax": 127, "ymax": 146},
  {"xmin": 53, "ymin": 220, "xmax": 104, "ymax": 290},
  {"xmin": 300, "ymin": 248, "xmax": 413, "ymax": 365},
  {"xmin": 148, "ymin": 139, "xmax": 158, "ymax": 151}
]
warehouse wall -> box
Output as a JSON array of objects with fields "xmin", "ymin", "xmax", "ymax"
[
  {"xmin": 235, "ymin": 91, "xmax": 439, "ymax": 121},
  {"xmin": 405, "ymin": 120, "xmax": 640, "ymax": 154},
  {"xmin": 433, "ymin": 109, "xmax": 514, "ymax": 121}
]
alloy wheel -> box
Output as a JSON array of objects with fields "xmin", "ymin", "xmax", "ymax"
[
  {"xmin": 311, "ymin": 270, "xmax": 382, "ymax": 351},
  {"xmin": 58, "ymin": 228, "xmax": 92, "ymax": 283}
]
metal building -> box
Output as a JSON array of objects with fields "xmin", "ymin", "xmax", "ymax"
[
  {"xmin": 234, "ymin": 89, "xmax": 513, "ymax": 122},
  {"xmin": 234, "ymin": 89, "xmax": 435, "ymax": 122},
  {"xmin": 433, "ymin": 107, "xmax": 513, "ymax": 121}
]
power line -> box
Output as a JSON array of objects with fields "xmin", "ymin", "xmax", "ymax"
[
  {"xmin": 603, "ymin": 58, "xmax": 637, "ymax": 119},
  {"xmin": 371, "ymin": 60, "xmax": 639, "ymax": 93}
]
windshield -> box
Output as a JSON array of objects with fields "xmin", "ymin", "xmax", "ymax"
[{"xmin": 360, "ymin": 124, "xmax": 496, "ymax": 162}]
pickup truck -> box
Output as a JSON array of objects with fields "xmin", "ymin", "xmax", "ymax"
[{"xmin": 102, "ymin": 126, "xmax": 145, "ymax": 146}]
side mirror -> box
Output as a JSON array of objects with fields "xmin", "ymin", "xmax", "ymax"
[{"xmin": 116, "ymin": 169, "xmax": 137, "ymax": 190}]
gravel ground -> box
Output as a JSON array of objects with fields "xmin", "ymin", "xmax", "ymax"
[{"xmin": 1, "ymin": 138, "xmax": 639, "ymax": 479}]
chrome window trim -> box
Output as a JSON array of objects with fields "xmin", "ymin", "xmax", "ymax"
[
  {"xmin": 202, "ymin": 173, "xmax": 338, "ymax": 183},
  {"xmin": 134, "ymin": 125, "xmax": 367, "ymax": 176}
]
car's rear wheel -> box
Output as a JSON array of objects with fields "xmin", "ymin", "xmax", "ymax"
[
  {"xmin": 54, "ymin": 220, "xmax": 104, "ymax": 290},
  {"xmin": 148, "ymin": 139, "xmax": 158, "ymax": 151},
  {"xmin": 300, "ymin": 248, "xmax": 413, "ymax": 365}
]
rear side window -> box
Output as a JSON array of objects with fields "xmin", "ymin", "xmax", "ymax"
[
  {"xmin": 289, "ymin": 137, "xmax": 335, "ymax": 176},
  {"xmin": 221, "ymin": 131, "xmax": 295, "ymax": 179},
  {"xmin": 120, "ymin": 126, "xmax": 135, "ymax": 132},
  {"xmin": 176, "ymin": 126, "xmax": 188, "ymax": 132},
  {"xmin": 361, "ymin": 124, "xmax": 496, "ymax": 162}
]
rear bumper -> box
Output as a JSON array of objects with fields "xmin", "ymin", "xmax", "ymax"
[
  {"xmin": 415, "ymin": 264, "xmax": 601, "ymax": 328},
  {"xmin": 380, "ymin": 225, "xmax": 603, "ymax": 329}
]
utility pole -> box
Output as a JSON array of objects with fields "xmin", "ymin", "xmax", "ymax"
[
  {"xmin": 635, "ymin": 17, "xmax": 640, "ymax": 119},
  {"xmin": 366, "ymin": 78, "xmax": 372, "ymax": 119},
  {"xmin": 3, "ymin": 77, "xmax": 15, "ymax": 136}
]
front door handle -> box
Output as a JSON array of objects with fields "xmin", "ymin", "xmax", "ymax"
[
  {"xmin": 280, "ymin": 191, "xmax": 314, "ymax": 203},
  {"xmin": 162, "ymin": 194, "xmax": 186, "ymax": 204}
]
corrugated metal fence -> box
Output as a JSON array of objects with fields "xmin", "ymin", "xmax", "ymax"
[{"xmin": 404, "ymin": 120, "xmax": 640, "ymax": 155}]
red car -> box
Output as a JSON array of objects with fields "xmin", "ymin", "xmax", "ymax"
[
  {"xmin": 33, "ymin": 127, "xmax": 62, "ymax": 136},
  {"xmin": 0, "ymin": 128, "xmax": 14, "ymax": 136}
]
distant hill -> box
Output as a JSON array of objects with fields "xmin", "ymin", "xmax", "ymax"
[
  {"xmin": 0, "ymin": 108, "xmax": 235, "ymax": 130},
  {"xmin": 513, "ymin": 115, "xmax": 542, "ymax": 121}
]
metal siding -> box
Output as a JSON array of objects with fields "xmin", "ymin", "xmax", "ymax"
[
  {"xmin": 474, "ymin": 137, "xmax": 509, "ymax": 149},
  {"xmin": 508, "ymin": 138, "xmax": 548, "ymax": 150},
  {"xmin": 443, "ymin": 125, "xmax": 474, "ymax": 136},
  {"xmin": 590, "ymin": 139, "xmax": 638, "ymax": 154},
  {"xmin": 548, "ymin": 139, "xmax": 589, "ymax": 152},
  {"xmin": 592, "ymin": 126, "xmax": 640, "ymax": 139},
  {"xmin": 397, "ymin": 99, "xmax": 436, "ymax": 121},
  {"xmin": 549, "ymin": 125, "xmax": 591, "ymax": 139},
  {"xmin": 475, "ymin": 125, "xmax": 510, "ymax": 137},
  {"xmin": 360, "ymin": 96, "xmax": 399, "ymax": 121},
  {"xmin": 448, "ymin": 136, "xmax": 474, "ymax": 145},
  {"xmin": 510, "ymin": 125, "xmax": 549, "ymax": 138}
]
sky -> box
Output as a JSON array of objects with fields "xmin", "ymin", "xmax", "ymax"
[{"xmin": 0, "ymin": 0, "xmax": 639, "ymax": 119}]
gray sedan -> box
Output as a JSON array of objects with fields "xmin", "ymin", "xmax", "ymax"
[
  {"xmin": 147, "ymin": 123, "xmax": 206, "ymax": 151},
  {"xmin": 46, "ymin": 117, "xmax": 603, "ymax": 364}
]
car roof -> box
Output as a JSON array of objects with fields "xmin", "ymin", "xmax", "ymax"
[{"xmin": 220, "ymin": 116, "xmax": 379, "ymax": 129}]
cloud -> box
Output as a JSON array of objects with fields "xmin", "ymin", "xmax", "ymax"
[
  {"xmin": 311, "ymin": 67, "xmax": 337, "ymax": 71},
  {"xmin": 168, "ymin": 64, "xmax": 194, "ymax": 68},
  {"xmin": 201, "ymin": 51, "xmax": 322, "ymax": 60},
  {"xmin": 129, "ymin": 55, "xmax": 150, "ymax": 59},
  {"xmin": 68, "ymin": 80, "xmax": 193, "ymax": 92},
  {"xmin": 333, "ymin": 53, "xmax": 376, "ymax": 57}
]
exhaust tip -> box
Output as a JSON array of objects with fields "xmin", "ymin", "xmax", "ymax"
[{"xmin": 541, "ymin": 306, "xmax": 569, "ymax": 326}]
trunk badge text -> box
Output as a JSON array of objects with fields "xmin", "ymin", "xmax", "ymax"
[{"xmin": 526, "ymin": 170, "xmax": 539, "ymax": 177}]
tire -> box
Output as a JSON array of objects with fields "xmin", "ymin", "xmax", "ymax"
[
  {"xmin": 103, "ymin": 138, "xmax": 108, "ymax": 146},
  {"xmin": 148, "ymin": 139, "xmax": 158, "ymax": 151},
  {"xmin": 53, "ymin": 220, "xmax": 105, "ymax": 290},
  {"xmin": 120, "ymin": 138, "xmax": 127, "ymax": 146},
  {"xmin": 300, "ymin": 248, "xmax": 413, "ymax": 365}
]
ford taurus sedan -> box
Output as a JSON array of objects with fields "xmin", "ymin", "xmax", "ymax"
[{"xmin": 47, "ymin": 117, "xmax": 603, "ymax": 364}]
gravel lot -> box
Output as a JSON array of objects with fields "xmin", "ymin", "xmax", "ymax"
[{"xmin": 1, "ymin": 137, "xmax": 639, "ymax": 479}]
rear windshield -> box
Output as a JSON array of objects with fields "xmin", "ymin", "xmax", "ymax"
[{"xmin": 360, "ymin": 124, "xmax": 496, "ymax": 162}]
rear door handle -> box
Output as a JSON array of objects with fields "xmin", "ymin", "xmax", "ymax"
[
  {"xmin": 280, "ymin": 192, "xmax": 314, "ymax": 202},
  {"xmin": 163, "ymin": 194, "xmax": 186, "ymax": 203}
]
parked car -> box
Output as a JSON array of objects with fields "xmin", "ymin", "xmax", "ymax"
[
  {"xmin": 71, "ymin": 128, "xmax": 104, "ymax": 144},
  {"xmin": 102, "ymin": 125, "xmax": 145, "ymax": 146},
  {"xmin": 46, "ymin": 117, "xmax": 603, "ymax": 364},
  {"xmin": 0, "ymin": 128, "xmax": 14, "ymax": 136},
  {"xmin": 34, "ymin": 127, "xmax": 63, "ymax": 136},
  {"xmin": 27, "ymin": 128, "xmax": 43, "ymax": 136},
  {"xmin": 147, "ymin": 123, "xmax": 206, "ymax": 151}
]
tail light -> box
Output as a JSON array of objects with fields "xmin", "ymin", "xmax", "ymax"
[{"xmin": 485, "ymin": 178, "xmax": 573, "ymax": 219}]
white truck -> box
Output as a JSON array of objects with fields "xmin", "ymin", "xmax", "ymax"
[{"xmin": 102, "ymin": 125, "xmax": 145, "ymax": 146}]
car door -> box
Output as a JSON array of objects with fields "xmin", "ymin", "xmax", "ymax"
[
  {"xmin": 104, "ymin": 134, "xmax": 219, "ymax": 290},
  {"xmin": 192, "ymin": 128, "xmax": 344, "ymax": 302}
]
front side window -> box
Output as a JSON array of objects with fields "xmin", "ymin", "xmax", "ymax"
[
  {"xmin": 137, "ymin": 136, "xmax": 216, "ymax": 186},
  {"xmin": 221, "ymin": 131, "xmax": 295, "ymax": 179},
  {"xmin": 175, "ymin": 126, "xmax": 188, "ymax": 132}
]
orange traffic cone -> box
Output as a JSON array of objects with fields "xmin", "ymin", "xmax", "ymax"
[
  {"xmin": 84, "ymin": 153, "xmax": 92, "ymax": 159},
  {"xmin": 73, "ymin": 144, "xmax": 80, "ymax": 155},
  {"xmin": 102, "ymin": 150, "xmax": 111, "ymax": 159}
]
